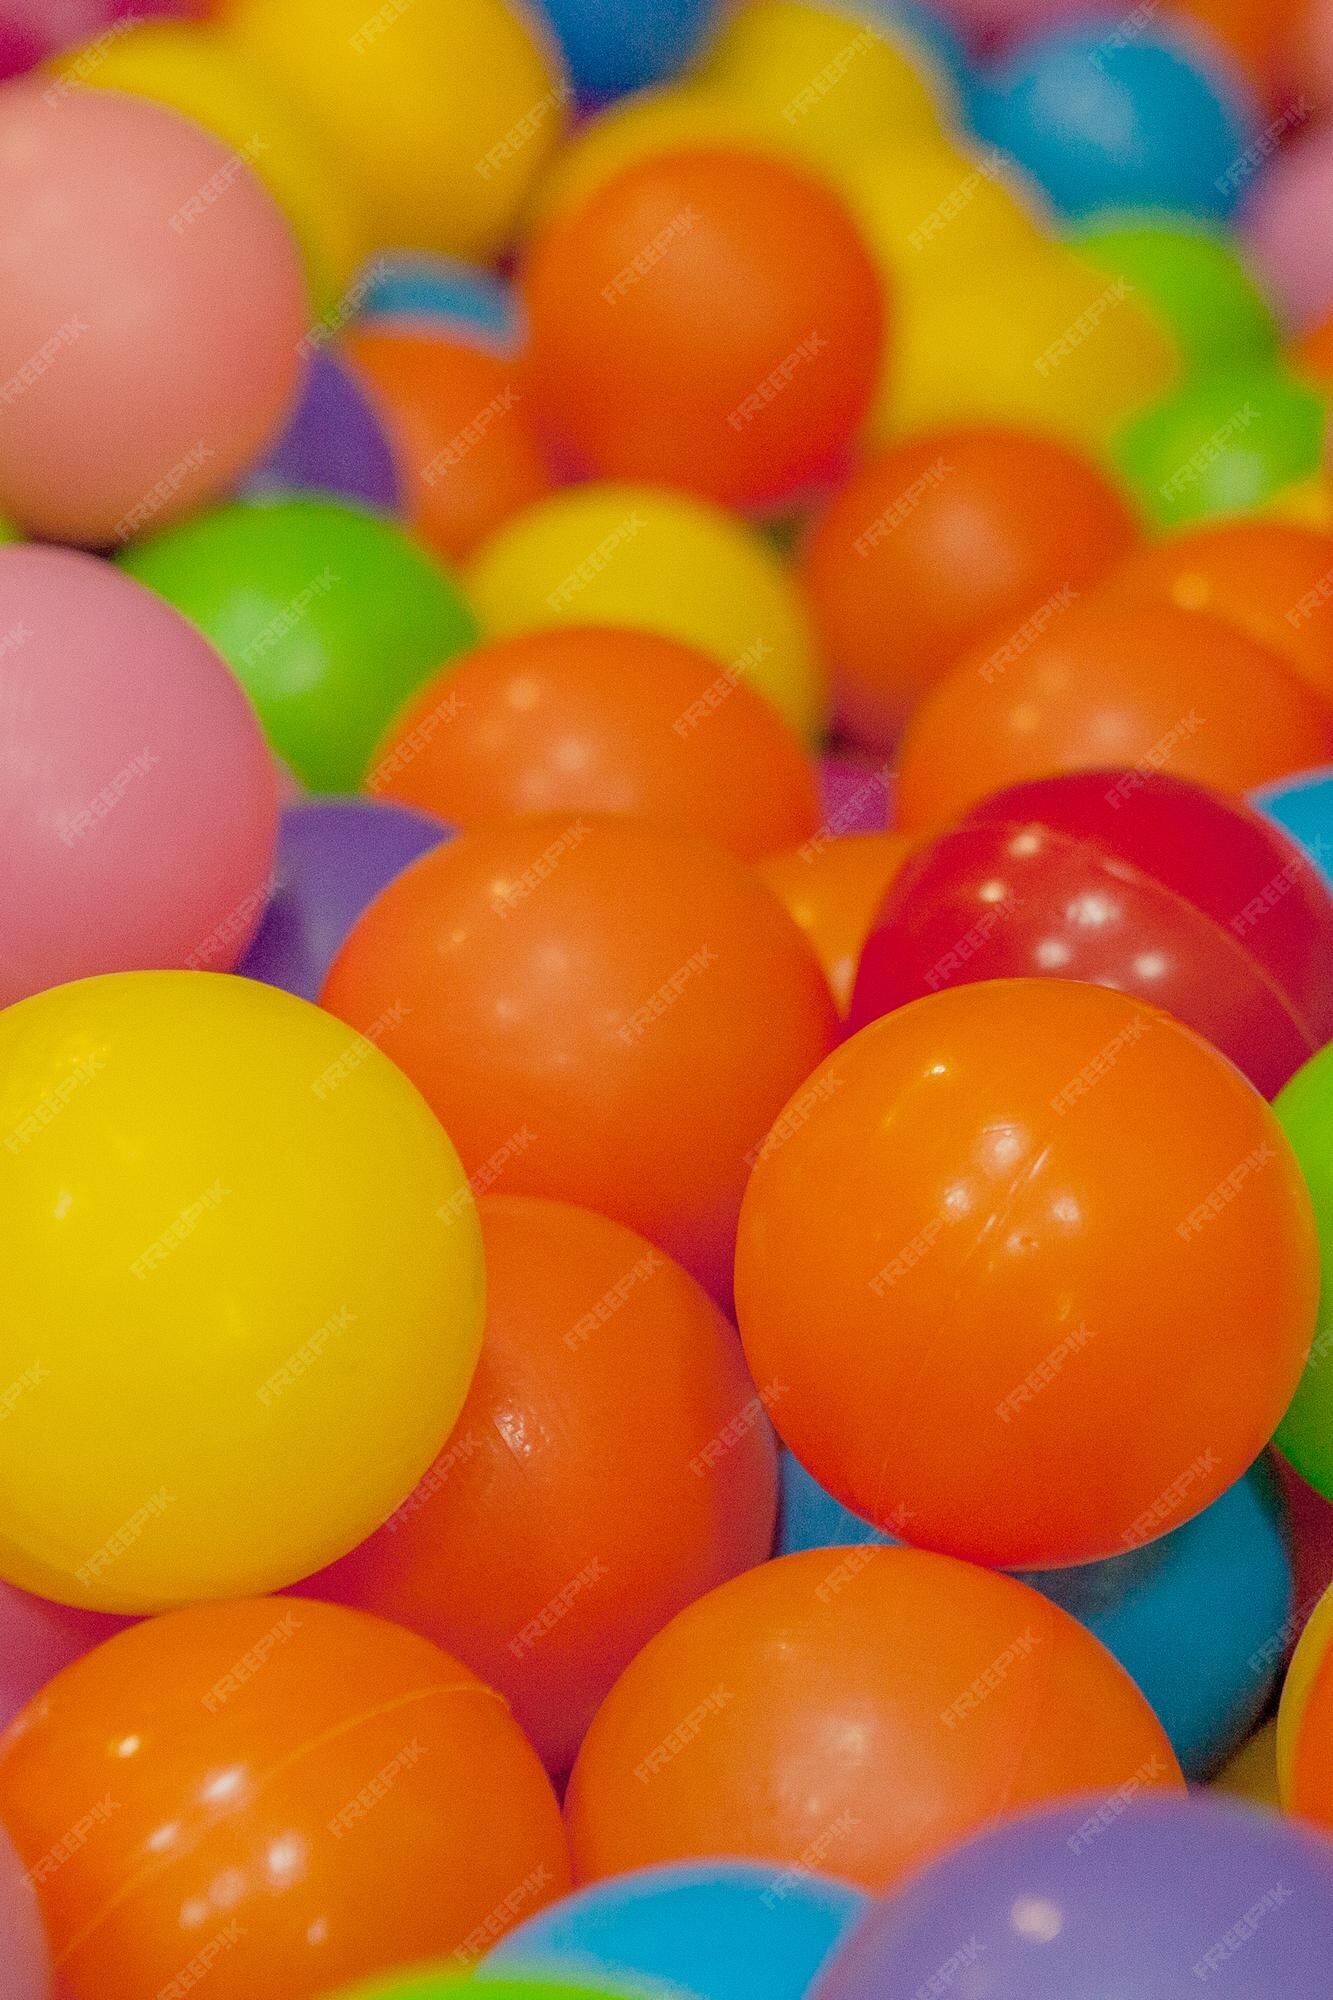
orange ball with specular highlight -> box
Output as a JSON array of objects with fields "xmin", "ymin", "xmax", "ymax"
[
  {"xmin": 342, "ymin": 328, "xmax": 552, "ymax": 563},
  {"xmin": 565, "ymin": 1546, "xmax": 1184, "ymax": 1895},
  {"xmin": 320, "ymin": 815, "xmax": 839, "ymax": 1303},
  {"xmin": 366, "ymin": 625, "xmax": 822, "ymax": 862},
  {"xmin": 757, "ymin": 832, "xmax": 914, "ymax": 1013},
  {"xmin": 800, "ymin": 427, "xmax": 1139, "ymax": 752},
  {"xmin": 895, "ymin": 599, "xmax": 1333, "ymax": 833},
  {"xmin": 521, "ymin": 147, "xmax": 885, "ymax": 510},
  {"xmin": 735, "ymin": 979, "xmax": 1317, "ymax": 1571},
  {"xmin": 1102, "ymin": 520, "xmax": 1333, "ymax": 709},
  {"xmin": 304, "ymin": 1195, "xmax": 779, "ymax": 1781}
]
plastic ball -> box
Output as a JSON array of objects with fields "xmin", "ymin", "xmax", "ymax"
[
  {"xmin": 244, "ymin": 348, "xmax": 402, "ymax": 515},
  {"xmin": 736, "ymin": 978, "xmax": 1317, "ymax": 1568},
  {"xmin": 1254, "ymin": 767, "xmax": 1333, "ymax": 888},
  {"xmin": 0, "ymin": 82, "xmax": 304, "ymax": 546},
  {"xmin": 839, "ymin": 131, "xmax": 1049, "ymax": 297},
  {"xmin": 818, "ymin": 754, "xmax": 894, "ymax": 831},
  {"xmin": 0, "ymin": 545, "xmax": 277, "ymax": 1006},
  {"xmin": 119, "ymin": 496, "xmax": 478, "ymax": 793},
  {"xmin": 875, "ymin": 242, "xmax": 1178, "ymax": 457},
  {"xmin": 304, "ymin": 1196, "xmax": 778, "ymax": 1778},
  {"xmin": 343, "ymin": 328, "xmax": 552, "ymax": 562},
  {"xmin": 565, "ymin": 1546, "xmax": 1182, "ymax": 1892},
  {"xmin": 1242, "ymin": 123, "xmax": 1333, "ymax": 333},
  {"xmin": 1105, "ymin": 520, "xmax": 1333, "ymax": 705},
  {"xmin": 321, "ymin": 815, "xmax": 838, "ymax": 1301},
  {"xmin": 48, "ymin": 18, "xmax": 366, "ymax": 306},
  {"xmin": 535, "ymin": 0, "xmax": 721, "ymax": 100},
  {"xmin": 814, "ymin": 1794, "xmax": 1333, "ymax": 2000},
  {"xmin": 800, "ymin": 426, "xmax": 1137, "ymax": 750},
  {"xmin": 973, "ymin": 22, "xmax": 1259, "ymax": 221},
  {"xmin": 894, "ymin": 598, "xmax": 1332, "ymax": 832},
  {"xmin": 489, "ymin": 1860, "xmax": 867, "ymax": 2000},
  {"xmin": 522, "ymin": 148, "xmax": 884, "ymax": 510},
  {"xmin": 1278, "ymin": 1576, "xmax": 1333, "ymax": 1800},
  {"xmin": 1214, "ymin": 1716, "xmax": 1281, "ymax": 1807},
  {"xmin": 360, "ymin": 256, "xmax": 523, "ymax": 353},
  {"xmin": 1071, "ymin": 212, "xmax": 1278, "ymax": 372},
  {"xmin": 757, "ymin": 833, "xmax": 913, "ymax": 1013},
  {"xmin": 238, "ymin": 797, "xmax": 450, "ymax": 1001},
  {"xmin": 365, "ymin": 626, "xmax": 822, "ymax": 863},
  {"xmin": 779, "ymin": 1450, "xmax": 1292, "ymax": 1781},
  {"xmin": 1272, "ymin": 1042, "xmax": 1333, "ymax": 1502},
  {"xmin": 1114, "ymin": 362, "xmax": 1327, "ymax": 530},
  {"xmin": 222, "ymin": 0, "xmax": 569, "ymax": 260},
  {"xmin": 0, "ymin": 971, "xmax": 484, "ymax": 1610},
  {"xmin": 0, "ymin": 1819, "xmax": 49, "ymax": 2000},
  {"xmin": 0, "ymin": 1600, "xmax": 568, "ymax": 1999},
  {"xmin": 466, "ymin": 483, "xmax": 828, "ymax": 742},
  {"xmin": 851, "ymin": 769, "xmax": 1333, "ymax": 1099},
  {"xmin": 0, "ymin": 1584, "xmax": 127, "ymax": 1736}
]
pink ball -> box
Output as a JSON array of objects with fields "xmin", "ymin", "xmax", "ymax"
[
  {"xmin": 0, "ymin": 82, "xmax": 305, "ymax": 544},
  {"xmin": 0, "ymin": 1818, "xmax": 49, "ymax": 2000},
  {"xmin": 1241, "ymin": 122, "xmax": 1333, "ymax": 332},
  {"xmin": 0, "ymin": 545, "xmax": 278, "ymax": 1005},
  {"xmin": 0, "ymin": 1581, "xmax": 127, "ymax": 1734}
]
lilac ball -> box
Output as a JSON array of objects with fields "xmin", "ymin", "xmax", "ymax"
[{"xmin": 243, "ymin": 347, "xmax": 401, "ymax": 515}]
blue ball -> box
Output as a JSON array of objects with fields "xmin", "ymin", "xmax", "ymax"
[
  {"xmin": 971, "ymin": 24, "xmax": 1259, "ymax": 221},
  {"xmin": 534, "ymin": 0, "xmax": 721, "ymax": 103},
  {"xmin": 1253, "ymin": 769, "xmax": 1333, "ymax": 892},
  {"xmin": 778, "ymin": 1450, "xmax": 1292, "ymax": 1780},
  {"xmin": 486, "ymin": 1860, "xmax": 868, "ymax": 2000},
  {"xmin": 358, "ymin": 254, "xmax": 522, "ymax": 354}
]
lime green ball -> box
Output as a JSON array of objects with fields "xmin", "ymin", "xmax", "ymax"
[
  {"xmin": 1113, "ymin": 364, "xmax": 1328, "ymax": 531},
  {"xmin": 1070, "ymin": 214, "xmax": 1277, "ymax": 376},
  {"xmin": 0, "ymin": 516, "xmax": 18, "ymax": 544},
  {"xmin": 119, "ymin": 496, "xmax": 477, "ymax": 792},
  {"xmin": 323, "ymin": 1979, "xmax": 631, "ymax": 2000},
  {"xmin": 1276, "ymin": 1046, "xmax": 1333, "ymax": 1501}
]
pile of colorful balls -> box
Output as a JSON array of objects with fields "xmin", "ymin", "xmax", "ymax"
[{"xmin": 8, "ymin": 0, "xmax": 1333, "ymax": 1992}]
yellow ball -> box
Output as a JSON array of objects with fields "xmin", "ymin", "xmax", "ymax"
[
  {"xmin": 876, "ymin": 242, "xmax": 1180, "ymax": 458},
  {"xmin": 466, "ymin": 482, "xmax": 829, "ymax": 743},
  {"xmin": 697, "ymin": 0, "xmax": 953, "ymax": 183},
  {"xmin": 1258, "ymin": 473, "xmax": 1333, "ymax": 532},
  {"xmin": 48, "ymin": 22, "xmax": 366, "ymax": 309},
  {"xmin": 220, "ymin": 0, "xmax": 569, "ymax": 260},
  {"xmin": 841, "ymin": 133, "xmax": 1049, "ymax": 293},
  {"xmin": 1213, "ymin": 1718, "xmax": 1281, "ymax": 1811},
  {"xmin": 0, "ymin": 972, "xmax": 484, "ymax": 1612}
]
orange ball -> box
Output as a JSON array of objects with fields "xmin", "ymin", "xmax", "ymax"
[
  {"xmin": 320, "ymin": 816, "xmax": 839, "ymax": 1300},
  {"xmin": 801, "ymin": 428, "xmax": 1138, "ymax": 752},
  {"xmin": 366, "ymin": 625, "xmax": 823, "ymax": 862},
  {"xmin": 522, "ymin": 147, "xmax": 885, "ymax": 510},
  {"xmin": 735, "ymin": 980, "xmax": 1317, "ymax": 1570},
  {"xmin": 342, "ymin": 328, "xmax": 551, "ymax": 562},
  {"xmin": 1103, "ymin": 520, "xmax": 1333, "ymax": 708},
  {"xmin": 565, "ymin": 1546, "xmax": 1184, "ymax": 1894},
  {"xmin": 895, "ymin": 599, "xmax": 1332, "ymax": 832},
  {"xmin": 306, "ymin": 1195, "xmax": 778, "ymax": 1780},
  {"xmin": 1289, "ymin": 1611, "xmax": 1333, "ymax": 1828},
  {"xmin": 757, "ymin": 831, "xmax": 914, "ymax": 1013},
  {"xmin": 1292, "ymin": 315, "xmax": 1333, "ymax": 389},
  {"xmin": 0, "ymin": 1597, "xmax": 568, "ymax": 2000}
]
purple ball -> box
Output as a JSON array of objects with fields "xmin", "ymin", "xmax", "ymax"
[
  {"xmin": 243, "ymin": 347, "xmax": 401, "ymax": 515},
  {"xmin": 819, "ymin": 754, "xmax": 893, "ymax": 834},
  {"xmin": 238, "ymin": 796, "xmax": 450, "ymax": 1001},
  {"xmin": 816, "ymin": 1794, "xmax": 1333, "ymax": 1999}
]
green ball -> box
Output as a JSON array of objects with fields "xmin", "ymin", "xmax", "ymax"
[
  {"xmin": 1070, "ymin": 214, "xmax": 1277, "ymax": 376},
  {"xmin": 1113, "ymin": 363, "xmax": 1328, "ymax": 531},
  {"xmin": 1277, "ymin": 1047, "xmax": 1333, "ymax": 1500},
  {"xmin": 119, "ymin": 496, "xmax": 478, "ymax": 792},
  {"xmin": 0, "ymin": 516, "xmax": 18, "ymax": 544},
  {"xmin": 323, "ymin": 1980, "xmax": 632, "ymax": 2000}
]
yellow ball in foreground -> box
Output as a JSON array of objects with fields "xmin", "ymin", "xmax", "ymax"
[
  {"xmin": 0, "ymin": 972, "xmax": 484, "ymax": 1612},
  {"xmin": 466, "ymin": 482, "xmax": 829, "ymax": 742},
  {"xmin": 221, "ymin": 0, "xmax": 568, "ymax": 259}
]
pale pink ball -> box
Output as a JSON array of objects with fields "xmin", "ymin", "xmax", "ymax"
[
  {"xmin": 0, "ymin": 1580, "xmax": 127, "ymax": 1734},
  {"xmin": 0, "ymin": 545, "xmax": 278, "ymax": 1005},
  {"xmin": 0, "ymin": 81, "xmax": 305, "ymax": 545},
  {"xmin": 0, "ymin": 1818, "xmax": 49, "ymax": 2000},
  {"xmin": 1241, "ymin": 121, "xmax": 1333, "ymax": 332}
]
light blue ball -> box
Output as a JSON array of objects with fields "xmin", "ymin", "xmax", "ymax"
[
  {"xmin": 778, "ymin": 1451, "xmax": 1292, "ymax": 1780},
  {"xmin": 358, "ymin": 254, "xmax": 522, "ymax": 354},
  {"xmin": 485, "ymin": 1859, "xmax": 868, "ymax": 2000},
  {"xmin": 971, "ymin": 24, "xmax": 1259, "ymax": 221},
  {"xmin": 533, "ymin": 0, "xmax": 721, "ymax": 103},
  {"xmin": 1253, "ymin": 769, "xmax": 1333, "ymax": 892}
]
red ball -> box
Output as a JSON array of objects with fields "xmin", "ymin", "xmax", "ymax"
[
  {"xmin": 850, "ymin": 770, "xmax": 1333, "ymax": 1097},
  {"xmin": 522, "ymin": 147, "xmax": 885, "ymax": 509}
]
